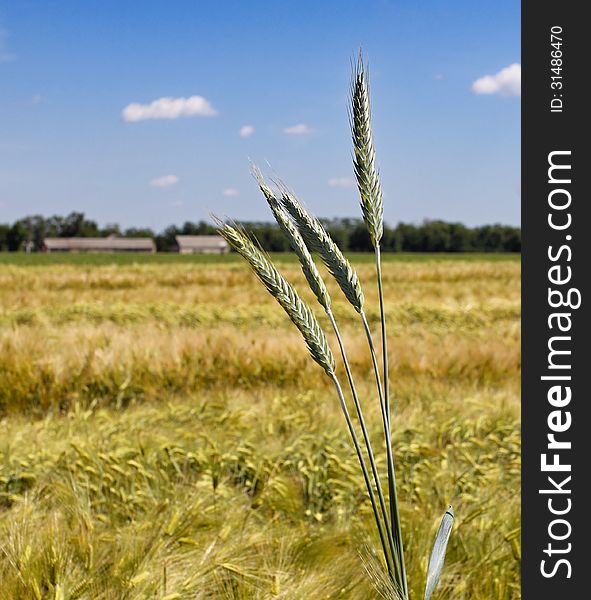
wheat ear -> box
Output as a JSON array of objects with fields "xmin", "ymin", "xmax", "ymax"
[
  {"xmin": 278, "ymin": 185, "xmax": 364, "ymax": 313},
  {"xmin": 350, "ymin": 53, "xmax": 383, "ymax": 247},
  {"xmin": 252, "ymin": 167, "xmax": 331, "ymax": 311},
  {"xmin": 215, "ymin": 220, "xmax": 335, "ymax": 376}
]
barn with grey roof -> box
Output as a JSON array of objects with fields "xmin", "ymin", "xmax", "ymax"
[
  {"xmin": 43, "ymin": 236, "xmax": 156, "ymax": 253},
  {"xmin": 175, "ymin": 235, "xmax": 229, "ymax": 254}
]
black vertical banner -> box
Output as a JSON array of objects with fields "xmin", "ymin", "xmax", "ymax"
[{"xmin": 522, "ymin": 1, "xmax": 590, "ymax": 598}]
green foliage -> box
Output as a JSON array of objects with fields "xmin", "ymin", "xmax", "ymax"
[
  {"xmin": 0, "ymin": 214, "xmax": 520, "ymax": 254},
  {"xmin": 0, "ymin": 224, "xmax": 9, "ymax": 251}
]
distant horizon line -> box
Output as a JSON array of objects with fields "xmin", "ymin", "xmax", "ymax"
[{"xmin": 2, "ymin": 212, "xmax": 522, "ymax": 232}]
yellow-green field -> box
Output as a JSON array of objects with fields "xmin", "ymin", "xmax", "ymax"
[{"xmin": 0, "ymin": 254, "xmax": 520, "ymax": 599}]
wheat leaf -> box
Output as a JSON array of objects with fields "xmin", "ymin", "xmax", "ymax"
[{"xmin": 424, "ymin": 506, "xmax": 454, "ymax": 600}]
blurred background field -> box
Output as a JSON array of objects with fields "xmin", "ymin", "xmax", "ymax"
[{"xmin": 0, "ymin": 254, "xmax": 520, "ymax": 599}]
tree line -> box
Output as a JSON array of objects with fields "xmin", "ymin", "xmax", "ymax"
[{"xmin": 0, "ymin": 212, "xmax": 521, "ymax": 253}]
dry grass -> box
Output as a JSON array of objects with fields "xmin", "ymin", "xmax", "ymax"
[
  {"xmin": 0, "ymin": 260, "xmax": 519, "ymax": 310},
  {"xmin": 0, "ymin": 256, "xmax": 520, "ymax": 598}
]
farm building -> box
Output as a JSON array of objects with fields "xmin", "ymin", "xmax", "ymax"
[
  {"xmin": 175, "ymin": 235, "xmax": 229, "ymax": 254},
  {"xmin": 43, "ymin": 236, "xmax": 156, "ymax": 253}
]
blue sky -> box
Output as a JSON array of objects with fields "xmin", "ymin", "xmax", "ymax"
[{"xmin": 0, "ymin": 0, "xmax": 520, "ymax": 230}]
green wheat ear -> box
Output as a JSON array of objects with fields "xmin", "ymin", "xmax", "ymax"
[
  {"xmin": 278, "ymin": 184, "xmax": 364, "ymax": 313},
  {"xmin": 251, "ymin": 166, "xmax": 331, "ymax": 312},
  {"xmin": 214, "ymin": 219, "xmax": 335, "ymax": 376},
  {"xmin": 351, "ymin": 52, "xmax": 384, "ymax": 247}
]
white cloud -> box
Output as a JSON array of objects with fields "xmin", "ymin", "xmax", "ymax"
[
  {"xmin": 170, "ymin": 200, "xmax": 184, "ymax": 207},
  {"xmin": 328, "ymin": 177, "xmax": 355, "ymax": 188},
  {"xmin": 472, "ymin": 63, "xmax": 521, "ymax": 97},
  {"xmin": 283, "ymin": 123, "xmax": 314, "ymax": 135},
  {"xmin": 223, "ymin": 188, "xmax": 240, "ymax": 197},
  {"xmin": 239, "ymin": 125, "xmax": 255, "ymax": 138},
  {"xmin": 150, "ymin": 175, "xmax": 179, "ymax": 188},
  {"xmin": 30, "ymin": 94, "xmax": 46, "ymax": 105},
  {"xmin": 122, "ymin": 96, "xmax": 218, "ymax": 122}
]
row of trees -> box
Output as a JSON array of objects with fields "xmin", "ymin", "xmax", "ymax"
[
  {"xmin": 0, "ymin": 212, "xmax": 521, "ymax": 253},
  {"xmin": 243, "ymin": 217, "xmax": 521, "ymax": 253}
]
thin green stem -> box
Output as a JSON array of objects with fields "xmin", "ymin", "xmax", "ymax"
[
  {"xmin": 329, "ymin": 373, "xmax": 396, "ymax": 580},
  {"xmin": 375, "ymin": 245, "xmax": 408, "ymax": 599},
  {"xmin": 360, "ymin": 311, "xmax": 408, "ymax": 600},
  {"xmin": 375, "ymin": 245, "xmax": 396, "ymax": 562},
  {"xmin": 375, "ymin": 246, "xmax": 390, "ymax": 426},
  {"xmin": 326, "ymin": 309, "xmax": 397, "ymax": 570}
]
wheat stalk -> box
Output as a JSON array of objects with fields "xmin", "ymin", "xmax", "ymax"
[
  {"xmin": 262, "ymin": 177, "xmax": 406, "ymax": 593},
  {"xmin": 253, "ymin": 167, "xmax": 399, "ymax": 575},
  {"xmin": 215, "ymin": 218, "xmax": 397, "ymax": 577},
  {"xmin": 351, "ymin": 53, "xmax": 407, "ymax": 597},
  {"xmin": 351, "ymin": 53, "xmax": 391, "ymax": 420},
  {"xmin": 216, "ymin": 52, "xmax": 455, "ymax": 600},
  {"xmin": 215, "ymin": 220, "xmax": 335, "ymax": 376}
]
